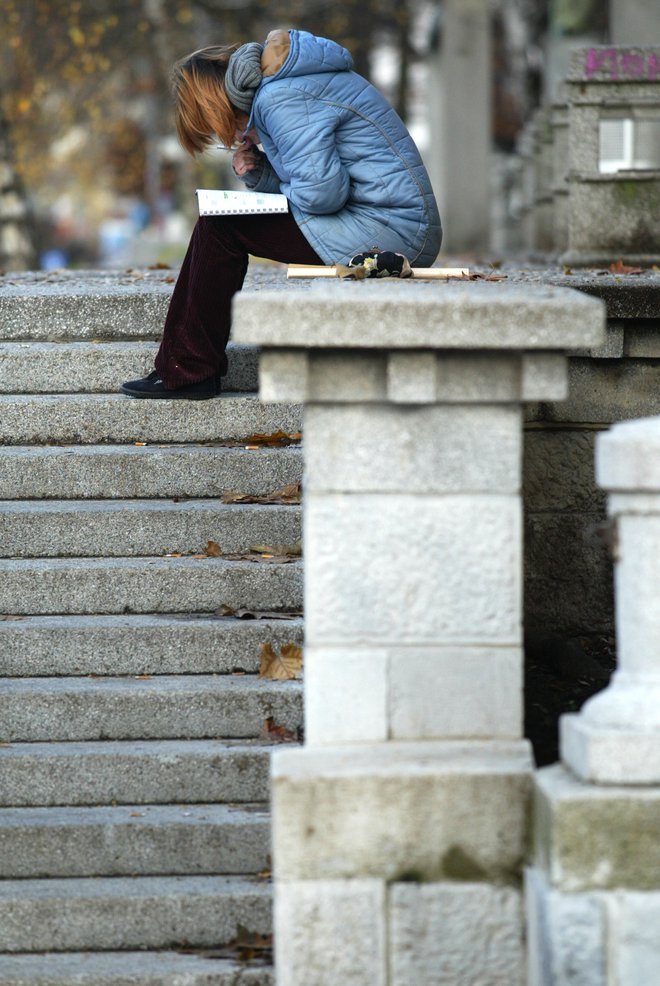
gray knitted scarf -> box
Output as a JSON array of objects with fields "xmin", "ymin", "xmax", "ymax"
[{"xmin": 224, "ymin": 42, "xmax": 263, "ymax": 113}]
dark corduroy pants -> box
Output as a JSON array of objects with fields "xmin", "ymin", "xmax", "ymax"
[{"xmin": 154, "ymin": 213, "xmax": 322, "ymax": 389}]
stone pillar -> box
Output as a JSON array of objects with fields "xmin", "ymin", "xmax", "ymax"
[
  {"xmin": 429, "ymin": 0, "xmax": 492, "ymax": 253},
  {"xmin": 528, "ymin": 415, "xmax": 660, "ymax": 985},
  {"xmin": 563, "ymin": 416, "xmax": 660, "ymax": 782},
  {"xmin": 233, "ymin": 281, "xmax": 605, "ymax": 986},
  {"xmin": 560, "ymin": 45, "xmax": 660, "ymax": 267},
  {"xmin": 551, "ymin": 91, "xmax": 570, "ymax": 252}
]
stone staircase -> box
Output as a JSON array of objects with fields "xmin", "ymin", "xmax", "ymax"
[{"xmin": 0, "ymin": 270, "xmax": 304, "ymax": 984}]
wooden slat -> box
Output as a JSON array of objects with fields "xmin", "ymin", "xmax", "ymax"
[{"xmin": 287, "ymin": 265, "xmax": 469, "ymax": 279}]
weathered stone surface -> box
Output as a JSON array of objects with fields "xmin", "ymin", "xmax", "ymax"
[
  {"xmin": 0, "ymin": 445, "xmax": 302, "ymax": 499},
  {"xmin": 234, "ymin": 282, "xmax": 605, "ymax": 351},
  {"xmin": 0, "ymin": 614, "xmax": 303, "ymax": 676},
  {"xmin": 390, "ymin": 882, "xmax": 525, "ymax": 986},
  {"xmin": 527, "ymin": 358, "xmax": 660, "ymax": 424},
  {"xmin": 596, "ymin": 414, "xmax": 660, "ymax": 490},
  {"xmin": 0, "ymin": 557, "xmax": 302, "ymax": 615},
  {"xmin": 0, "ymin": 341, "xmax": 259, "ymax": 393},
  {"xmin": 304, "ymin": 645, "xmax": 522, "ymax": 744},
  {"xmin": 534, "ymin": 764, "xmax": 660, "ymax": 891},
  {"xmin": 0, "ymin": 500, "xmax": 301, "ymax": 557},
  {"xmin": 0, "ymin": 876, "xmax": 271, "ymax": 952},
  {"xmin": 272, "ymin": 742, "xmax": 532, "ymax": 881},
  {"xmin": 524, "ymin": 511, "xmax": 613, "ymax": 635},
  {"xmin": 0, "ymin": 739, "xmax": 271, "ymax": 807},
  {"xmin": 275, "ymin": 880, "xmax": 386, "ymax": 986},
  {"xmin": 0, "ymin": 804, "xmax": 269, "ymax": 878},
  {"xmin": 523, "ymin": 428, "xmax": 604, "ymax": 512},
  {"xmin": 305, "ymin": 493, "xmax": 521, "ymax": 645},
  {"xmin": 526, "ymin": 867, "xmax": 607, "ymax": 986},
  {"xmin": 0, "ymin": 394, "xmax": 302, "ymax": 444},
  {"xmin": 0, "ymin": 951, "xmax": 274, "ymax": 986},
  {"xmin": 304, "ymin": 404, "xmax": 521, "ymax": 494},
  {"xmin": 0, "ymin": 676, "xmax": 302, "ymax": 742}
]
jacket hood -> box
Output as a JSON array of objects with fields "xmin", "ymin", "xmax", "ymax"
[{"xmin": 261, "ymin": 30, "xmax": 353, "ymax": 83}]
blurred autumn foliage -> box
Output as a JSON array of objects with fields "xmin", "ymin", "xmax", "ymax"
[{"xmin": 0, "ymin": 0, "xmax": 420, "ymax": 269}]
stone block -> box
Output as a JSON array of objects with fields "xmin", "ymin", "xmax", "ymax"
[
  {"xmin": 233, "ymin": 282, "xmax": 605, "ymax": 352},
  {"xmin": 387, "ymin": 351, "xmax": 437, "ymax": 403},
  {"xmin": 562, "ymin": 712, "xmax": 660, "ymax": 785},
  {"xmin": 304, "ymin": 645, "xmax": 522, "ymax": 744},
  {"xmin": 274, "ymin": 880, "xmax": 386, "ymax": 986},
  {"xmin": 597, "ymin": 415, "xmax": 660, "ymax": 491},
  {"xmin": 615, "ymin": 892, "xmax": 660, "ymax": 986},
  {"xmin": 389, "ymin": 882, "xmax": 525, "ymax": 986},
  {"xmin": 527, "ymin": 359, "xmax": 660, "ymax": 424},
  {"xmin": 304, "ymin": 493, "xmax": 521, "ymax": 646},
  {"xmin": 571, "ymin": 321, "xmax": 624, "ymax": 359},
  {"xmin": 304, "ymin": 404, "xmax": 521, "ymax": 494},
  {"xmin": 524, "ymin": 511, "xmax": 613, "ymax": 636},
  {"xmin": 533, "ymin": 764, "xmax": 660, "ymax": 891},
  {"xmin": 625, "ymin": 322, "xmax": 660, "ymax": 358},
  {"xmin": 304, "ymin": 646, "xmax": 388, "ymax": 744},
  {"xmin": 523, "ymin": 428, "xmax": 604, "ymax": 512},
  {"xmin": 259, "ymin": 350, "xmax": 308, "ymax": 403},
  {"xmin": 388, "ymin": 646, "xmax": 522, "ymax": 740},
  {"xmin": 308, "ymin": 352, "xmax": 387, "ymax": 402},
  {"xmin": 525, "ymin": 867, "xmax": 607, "ymax": 986},
  {"xmin": 521, "ymin": 354, "xmax": 568, "ymax": 401},
  {"xmin": 271, "ymin": 741, "xmax": 532, "ymax": 881}
]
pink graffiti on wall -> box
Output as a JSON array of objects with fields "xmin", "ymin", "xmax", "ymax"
[{"xmin": 585, "ymin": 48, "xmax": 659, "ymax": 81}]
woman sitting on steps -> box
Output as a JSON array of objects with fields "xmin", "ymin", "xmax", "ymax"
[{"xmin": 121, "ymin": 27, "xmax": 442, "ymax": 400}]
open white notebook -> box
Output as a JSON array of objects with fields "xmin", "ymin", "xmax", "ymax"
[{"xmin": 196, "ymin": 189, "xmax": 288, "ymax": 215}]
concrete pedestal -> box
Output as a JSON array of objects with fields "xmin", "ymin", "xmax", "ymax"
[{"xmin": 233, "ymin": 280, "xmax": 605, "ymax": 985}]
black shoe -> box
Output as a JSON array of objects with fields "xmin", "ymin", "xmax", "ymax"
[{"xmin": 120, "ymin": 370, "xmax": 219, "ymax": 400}]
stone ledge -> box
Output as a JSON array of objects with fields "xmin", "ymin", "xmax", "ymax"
[
  {"xmin": 271, "ymin": 741, "xmax": 532, "ymax": 882},
  {"xmin": 533, "ymin": 764, "xmax": 660, "ymax": 891}
]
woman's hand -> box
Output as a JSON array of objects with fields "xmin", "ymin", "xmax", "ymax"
[{"xmin": 232, "ymin": 138, "xmax": 258, "ymax": 177}]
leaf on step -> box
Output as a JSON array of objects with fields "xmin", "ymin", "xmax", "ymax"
[
  {"xmin": 242, "ymin": 430, "xmax": 302, "ymax": 447},
  {"xmin": 609, "ymin": 258, "xmax": 645, "ymax": 275},
  {"xmin": 0, "ymin": 615, "xmax": 25, "ymax": 621},
  {"xmin": 250, "ymin": 539, "xmax": 302, "ymax": 557},
  {"xmin": 218, "ymin": 605, "xmax": 303, "ymax": 620},
  {"xmin": 222, "ymin": 480, "xmax": 301, "ymax": 505},
  {"xmin": 259, "ymin": 642, "xmax": 303, "ymax": 680},
  {"xmin": 205, "ymin": 539, "xmax": 223, "ymax": 557},
  {"xmin": 129, "ymin": 812, "xmax": 145, "ymax": 817},
  {"xmin": 259, "ymin": 716, "xmax": 300, "ymax": 742},
  {"xmin": 148, "ymin": 262, "xmax": 172, "ymax": 269}
]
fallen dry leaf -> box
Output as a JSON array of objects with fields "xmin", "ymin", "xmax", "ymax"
[
  {"xmin": 218, "ymin": 605, "xmax": 303, "ymax": 620},
  {"xmin": 250, "ymin": 539, "xmax": 302, "ymax": 557},
  {"xmin": 259, "ymin": 642, "xmax": 303, "ymax": 680},
  {"xmin": 242, "ymin": 431, "xmax": 302, "ymax": 447},
  {"xmin": 0, "ymin": 615, "xmax": 25, "ymax": 621},
  {"xmin": 205, "ymin": 540, "xmax": 223, "ymax": 557},
  {"xmin": 259, "ymin": 717, "xmax": 300, "ymax": 742},
  {"xmin": 609, "ymin": 259, "xmax": 645, "ymax": 275},
  {"xmin": 459, "ymin": 272, "xmax": 508, "ymax": 282},
  {"xmin": 222, "ymin": 481, "xmax": 301, "ymax": 505}
]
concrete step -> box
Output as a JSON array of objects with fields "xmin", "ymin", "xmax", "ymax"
[
  {"xmin": 0, "ymin": 394, "xmax": 302, "ymax": 445},
  {"xmin": 0, "ymin": 614, "xmax": 304, "ymax": 676},
  {"xmin": 0, "ymin": 500, "xmax": 301, "ymax": 557},
  {"xmin": 0, "ymin": 341, "xmax": 259, "ymax": 393},
  {"xmin": 0, "ymin": 952, "xmax": 273, "ymax": 986},
  {"xmin": 0, "ymin": 556, "xmax": 302, "ymax": 615},
  {"xmin": 0, "ymin": 875, "xmax": 271, "ymax": 952},
  {"xmin": 0, "ymin": 803, "xmax": 270, "ymax": 878},
  {"xmin": 0, "ymin": 739, "xmax": 272, "ymax": 807},
  {"xmin": 0, "ymin": 445, "xmax": 302, "ymax": 499},
  {"xmin": 0, "ymin": 675, "xmax": 303, "ymax": 742},
  {"xmin": 0, "ymin": 273, "xmax": 171, "ymax": 341}
]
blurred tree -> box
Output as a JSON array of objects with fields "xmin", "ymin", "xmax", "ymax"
[
  {"xmin": 0, "ymin": 104, "xmax": 37, "ymax": 269},
  {"xmin": 0, "ymin": 0, "xmax": 422, "ymax": 268}
]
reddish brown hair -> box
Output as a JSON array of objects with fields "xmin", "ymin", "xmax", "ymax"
[{"xmin": 171, "ymin": 44, "xmax": 241, "ymax": 155}]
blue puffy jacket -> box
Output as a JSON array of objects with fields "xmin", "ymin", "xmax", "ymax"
[{"xmin": 243, "ymin": 30, "xmax": 442, "ymax": 266}]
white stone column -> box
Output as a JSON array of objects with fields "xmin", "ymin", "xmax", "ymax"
[
  {"xmin": 528, "ymin": 416, "xmax": 660, "ymax": 986},
  {"xmin": 233, "ymin": 281, "xmax": 605, "ymax": 986},
  {"xmin": 562, "ymin": 416, "xmax": 660, "ymax": 783}
]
